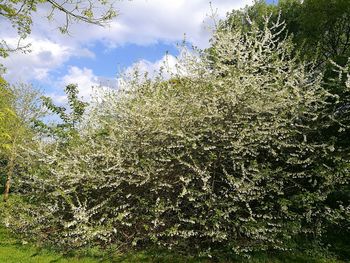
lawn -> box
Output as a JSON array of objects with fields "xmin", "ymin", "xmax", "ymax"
[
  {"xmin": 0, "ymin": 226, "xmax": 346, "ymax": 263},
  {"xmin": 0, "ymin": 226, "xmax": 101, "ymax": 263}
]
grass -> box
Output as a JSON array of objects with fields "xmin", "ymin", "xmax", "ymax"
[
  {"xmin": 0, "ymin": 227, "xmax": 101, "ymax": 263},
  {"xmin": 0, "ymin": 225, "xmax": 346, "ymax": 263}
]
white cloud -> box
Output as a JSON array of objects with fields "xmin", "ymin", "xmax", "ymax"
[
  {"xmin": 62, "ymin": 66, "xmax": 101, "ymax": 99},
  {"xmin": 47, "ymin": 93, "xmax": 68, "ymax": 104},
  {"xmin": 57, "ymin": 0, "xmax": 253, "ymax": 48},
  {"xmin": 122, "ymin": 47, "xmax": 203, "ymax": 81},
  {"xmin": 1, "ymin": 0, "xmax": 253, "ymax": 89},
  {"xmin": 23, "ymin": 0, "xmax": 252, "ymax": 49},
  {"xmin": 124, "ymin": 54, "xmax": 178, "ymax": 79},
  {"xmin": 0, "ymin": 37, "xmax": 94, "ymax": 83},
  {"xmin": 49, "ymin": 66, "xmax": 117, "ymax": 103}
]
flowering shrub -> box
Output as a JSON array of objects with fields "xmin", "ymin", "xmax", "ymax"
[{"xmin": 9, "ymin": 17, "xmax": 349, "ymax": 255}]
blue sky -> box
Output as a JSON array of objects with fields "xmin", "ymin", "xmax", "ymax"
[{"xmin": 1, "ymin": 0, "xmax": 276, "ymax": 103}]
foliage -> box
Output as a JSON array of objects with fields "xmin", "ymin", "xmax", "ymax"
[
  {"xmin": 0, "ymin": 82, "xmax": 16, "ymax": 151},
  {"xmin": 0, "ymin": 83, "xmax": 44, "ymax": 201},
  {"xmin": 0, "ymin": 0, "xmax": 118, "ymax": 59},
  {"xmin": 214, "ymin": 5, "xmax": 350, "ymax": 256},
  {"xmin": 34, "ymin": 84, "xmax": 88, "ymax": 142},
  {"xmin": 6, "ymin": 17, "xmax": 349, "ymax": 258},
  {"xmin": 221, "ymin": 0, "xmax": 350, "ymax": 67},
  {"xmin": 0, "ymin": 83, "xmax": 17, "ymax": 195}
]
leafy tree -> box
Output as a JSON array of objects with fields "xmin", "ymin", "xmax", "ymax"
[
  {"xmin": 217, "ymin": 1, "xmax": 350, "ymax": 257},
  {"xmin": 0, "ymin": 83, "xmax": 43, "ymax": 202},
  {"xmin": 0, "ymin": 82, "xmax": 14, "ymax": 149},
  {"xmin": 214, "ymin": 0, "xmax": 350, "ymax": 188},
  {"xmin": 34, "ymin": 84, "xmax": 88, "ymax": 142},
  {"xmin": 0, "ymin": 82, "xmax": 16, "ymax": 197},
  {"xmin": 220, "ymin": 0, "xmax": 350, "ymax": 67},
  {"xmin": 296, "ymin": 0, "xmax": 350, "ymax": 66},
  {"xmin": 9, "ymin": 17, "xmax": 349, "ymax": 256}
]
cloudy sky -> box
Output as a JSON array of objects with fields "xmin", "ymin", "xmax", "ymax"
[{"xmin": 1, "ymin": 0, "xmax": 275, "ymax": 102}]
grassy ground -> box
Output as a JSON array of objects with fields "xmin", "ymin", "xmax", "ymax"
[
  {"xmin": 0, "ymin": 227, "xmax": 100, "ymax": 263},
  {"xmin": 0, "ymin": 226, "xmax": 346, "ymax": 263}
]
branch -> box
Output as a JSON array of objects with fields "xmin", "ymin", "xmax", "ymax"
[{"xmin": 45, "ymin": 0, "xmax": 116, "ymax": 27}]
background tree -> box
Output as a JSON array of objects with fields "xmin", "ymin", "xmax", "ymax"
[
  {"xmin": 0, "ymin": 81, "xmax": 15, "ymax": 150},
  {"xmin": 214, "ymin": 0, "xmax": 350, "ymax": 257},
  {"xmin": 219, "ymin": 0, "xmax": 350, "ymax": 67},
  {"xmin": 34, "ymin": 84, "xmax": 88, "ymax": 143},
  {"xmin": 0, "ymin": 82, "xmax": 16, "ymax": 198},
  {"xmin": 0, "ymin": 83, "xmax": 44, "ymax": 202},
  {"xmin": 213, "ymin": 0, "xmax": 350, "ymax": 182}
]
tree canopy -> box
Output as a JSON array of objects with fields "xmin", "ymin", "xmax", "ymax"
[
  {"xmin": 0, "ymin": 83, "xmax": 44, "ymax": 201},
  {"xmin": 220, "ymin": 0, "xmax": 350, "ymax": 67},
  {"xmin": 0, "ymin": 83, "xmax": 16, "ymax": 152},
  {"xmin": 4, "ymin": 17, "xmax": 347, "ymax": 257}
]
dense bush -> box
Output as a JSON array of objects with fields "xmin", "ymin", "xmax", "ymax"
[{"xmin": 7, "ymin": 18, "xmax": 349, "ymax": 256}]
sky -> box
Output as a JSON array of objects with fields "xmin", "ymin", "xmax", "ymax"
[{"xmin": 1, "ymin": 0, "xmax": 276, "ymax": 103}]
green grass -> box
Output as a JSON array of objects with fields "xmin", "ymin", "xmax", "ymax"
[
  {"xmin": 0, "ymin": 226, "xmax": 346, "ymax": 263},
  {"xmin": 0, "ymin": 227, "xmax": 101, "ymax": 263}
]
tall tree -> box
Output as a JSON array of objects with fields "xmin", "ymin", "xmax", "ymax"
[
  {"xmin": 0, "ymin": 83, "xmax": 19, "ymax": 202},
  {"xmin": 0, "ymin": 81, "xmax": 16, "ymax": 152},
  {"xmin": 215, "ymin": 0, "xmax": 350, "ymax": 256},
  {"xmin": 1, "ymin": 83, "xmax": 43, "ymax": 202},
  {"xmin": 221, "ymin": 0, "xmax": 350, "ymax": 67}
]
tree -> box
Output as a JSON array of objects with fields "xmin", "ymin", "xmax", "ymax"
[
  {"xmin": 0, "ymin": 83, "xmax": 44, "ymax": 202},
  {"xmin": 296, "ymin": 0, "xmax": 350, "ymax": 66},
  {"xmin": 217, "ymin": 0, "xmax": 350, "ymax": 256},
  {"xmin": 0, "ymin": 82, "xmax": 16, "ymax": 197},
  {"xmin": 0, "ymin": 0, "xmax": 98, "ymax": 201},
  {"xmin": 214, "ymin": 0, "xmax": 350, "ymax": 169},
  {"xmin": 0, "ymin": 83, "xmax": 16, "ymax": 199},
  {"xmin": 221, "ymin": 0, "xmax": 350, "ymax": 67},
  {"xmin": 0, "ymin": 82, "xmax": 15, "ymax": 150},
  {"xmin": 0, "ymin": 0, "xmax": 118, "ymax": 60},
  {"xmin": 34, "ymin": 84, "xmax": 88, "ymax": 143},
  {"xmin": 9, "ymin": 17, "xmax": 348, "ymax": 256}
]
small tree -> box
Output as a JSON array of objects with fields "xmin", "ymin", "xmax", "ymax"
[{"xmin": 34, "ymin": 84, "xmax": 88, "ymax": 143}]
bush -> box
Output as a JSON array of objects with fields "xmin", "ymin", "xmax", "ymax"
[{"xmin": 8, "ymin": 17, "xmax": 349, "ymax": 256}]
